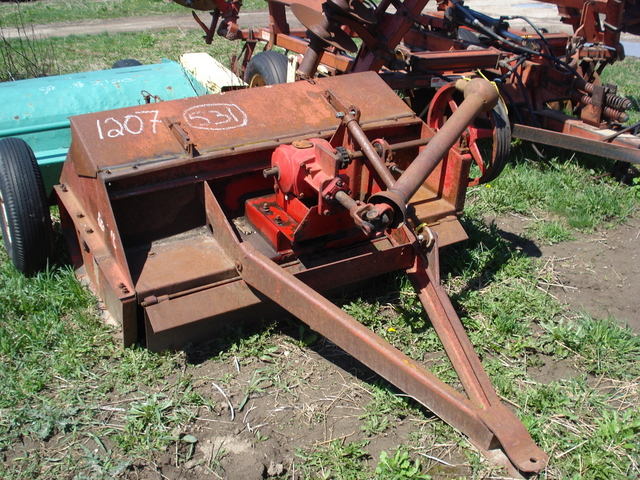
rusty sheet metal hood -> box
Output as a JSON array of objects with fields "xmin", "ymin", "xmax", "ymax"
[{"xmin": 67, "ymin": 72, "xmax": 417, "ymax": 178}]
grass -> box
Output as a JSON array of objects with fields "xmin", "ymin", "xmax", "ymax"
[
  {"xmin": 0, "ymin": 0, "xmax": 267, "ymax": 28},
  {"xmin": 466, "ymin": 143, "xmax": 639, "ymax": 244},
  {"xmin": 0, "ymin": 9, "xmax": 639, "ymax": 480},
  {"xmin": 0, "ymin": 28, "xmax": 243, "ymax": 81}
]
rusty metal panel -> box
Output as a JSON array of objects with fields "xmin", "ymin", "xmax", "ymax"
[
  {"xmin": 513, "ymin": 121, "xmax": 640, "ymax": 165},
  {"xmin": 144, "ymin": 279, "xmax": 269, "ymax": 351},
  {"xmin": 66, "ymin": 72, "xmax": 417, "ymax": 177},
  {"xmin": 428, "ymin": 217, "xmax": 468, "ymax": 247},
  {"xmin": 130, "ymin": 234, "xmax": 237, "ymax": 298}
]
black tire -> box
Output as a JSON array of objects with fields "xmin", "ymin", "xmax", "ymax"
[
  {"xmin": 0, "ymin": 138, "xmax": 54, "ymax": 275},
  {"xmin": 112, "ymin": 59, "xmax": 142, "ymax": 69},
  {"xmin": 244, "ymin": 51, "xmax": 288, "ymax": 87}
]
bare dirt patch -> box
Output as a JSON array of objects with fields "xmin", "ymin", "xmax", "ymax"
[
  {"xmin": 490, "ymin": 211, "xmax": 640, "ymax": 333},
  {"xmin": 114, "ymin": 338, "xmax": 475, "ymax": 480}
]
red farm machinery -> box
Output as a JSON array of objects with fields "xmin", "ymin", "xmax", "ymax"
[
  {"xmin": 178, "ymin": 0, "xmax": 640, "ymax": 178},
  {"xmin": 2, "ymin": 0, "xmax": 640, "ymax": 476},
  {"xmin": 50, "ymin": 71, "xmax": 547, "ymax": 475}
]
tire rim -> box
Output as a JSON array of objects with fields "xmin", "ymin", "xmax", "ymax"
[
  {"xmin": 0, "ymin": 190, "xmax": 12, "ymax": 249},
  {"xmin": 248, "ymin": 74, "xmax": 267, "ymax": 88}
]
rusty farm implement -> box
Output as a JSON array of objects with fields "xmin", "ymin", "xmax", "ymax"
[
  {"xmin": 5, "ymin": 0, "xmax": 640, "ymax": 474},
  {"xmin": 178, "ymin": 0, "xmax": 640, "ymax": 179}
]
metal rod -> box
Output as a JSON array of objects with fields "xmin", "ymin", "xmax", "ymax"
[
  {"xmin": 389, "ymin": 78, "xmax": 498, "ymax": 205},
  {"xmin": 345, "ymin": 115, "xmax": 397, "ymax": 188},
  {"xmin": 0, "ymin": 120, "xmax": 70, "ymax": 138},
  {"xmin": 351, "ymin": 136, "xmax": 433, "ymax": 160}
]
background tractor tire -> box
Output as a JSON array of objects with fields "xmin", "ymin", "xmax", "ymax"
[{"xmin": 244, "ymin": 51, "xmax": 288, "ymax": 87}]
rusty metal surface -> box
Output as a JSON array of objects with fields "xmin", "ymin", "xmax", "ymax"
[
  {"xmin": 67, "ymin": 72, "xmax": 415, "ymax": 178},
  {"xmin": 382, "ymin": 78, "xmax": 498, "ymax": 207},
  {"xmin": 409, "ymin": 48, "xmax": 502, "ymax": 72},
  {"xmin": 130, "ymin": 233, "xmax": 237, "ymax": 299},
  {"xmin": 215, "ymin": 0, "xmax": 639, "ymax": 168},
  {"xmin": 237, "ymin": 233, "xmax": 548, "ymax": 473},
  {"xmin": 513, "ymin": 118, "xmax": 640, "ymax": 165}
]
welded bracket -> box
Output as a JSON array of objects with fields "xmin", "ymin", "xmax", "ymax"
[{"xmin": 163, "ymin": 117, "xmax": 198, "ymax": 157}]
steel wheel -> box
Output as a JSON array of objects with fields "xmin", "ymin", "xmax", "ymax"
[
  {"xmin": 244, "ymin": 51, "xmax": 288, "ymax": 88},
  {"xmin": 0, "ymin": 137, "xmax": 54, "ymax": 275},
  {"xmin": 427, "ymin": 82, "xmax": 511, "ymax": 186}
]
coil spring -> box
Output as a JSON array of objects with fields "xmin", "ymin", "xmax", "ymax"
[
  {"xmin": 572, "ymin": 91, "xmax": 629, "ymax": 122},
  {"xmin": 573, "ymin": 78, "xmax": 633, "ymax": 111},
  {"xmin": 605, "ymin": 93, "xmax": 633, "ymax": 111}
]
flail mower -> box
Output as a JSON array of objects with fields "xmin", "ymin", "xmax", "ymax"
[
  {"xmin": 54, "ymin": 71, "xmax": 555, "ymax": 474},
  {"xmin": 5, "ymin": 0, "xmax": 639, "ymax": 474}
]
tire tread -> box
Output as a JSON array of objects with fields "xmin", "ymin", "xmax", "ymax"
[
  {"xmin": 244, "ymin": 51, "xmax": 288, "ymax": 86},
  {"xmin": 0, "ymin": 138, "xmax": 53, "ymax": 275}
]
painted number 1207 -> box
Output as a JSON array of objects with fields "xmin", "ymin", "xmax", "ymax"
[{"xmin": 96, "ymin": 110, "xmax": 161, "ymax": 140}]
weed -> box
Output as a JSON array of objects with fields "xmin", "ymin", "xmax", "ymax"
[
  {"xmin": 359, "ymin": 383, "xmax": 415, "ymax": 437},
  {"xmin": 632, "ymin": 176, "xmax": 640, "ymax": 198},
  {"xmin": 540, "ymin": 313, "xmax": 640, "ymax": 377},
  {"xmin": 238, "ymin": 369, "xmax": 271, "ymax": 411},
  {"xmin": 77, "ymin": 434, "xmax": 131, "ymax": 480},
  {"xmin": 296, "ymin": 440, "xmax": 371, "ymax": 479},
  {"xmin": 525, "ymin": 219, "xmax": 574, "ymax": 244},
  {"xmin": 227, "ymin": 325, "xmax": 280, "ymax": 363},
  {"xmin": 0, "ymin": 8, "xmax": 59, "ymax": 81},
  {"xmin": 375, "ymin": 449, "xmax": 431, "ymax": 479}
]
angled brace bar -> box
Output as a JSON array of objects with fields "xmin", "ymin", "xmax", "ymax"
[
  {"xmin": 407, "ymin": 238, "xmax": 548, "ymax": 472},
  {"xmin": 233, "ymin": 228, "xmax": 548, "ymax": 474}
]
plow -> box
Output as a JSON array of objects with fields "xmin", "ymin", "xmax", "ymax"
[
  {"xmin": 178, "ymin": 0, "xmax": 640, "ymax": 177},
  {"xmin": 1, "ymin": 0, "xmax": 640, "ymax": 476}
]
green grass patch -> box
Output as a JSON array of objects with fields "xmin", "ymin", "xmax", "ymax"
[
  {"xmin": 466, "ymin": 144, "xmax": 638, "ymax": 243},
  {"xmin": 51, "ymin": 29, "xmax": 241, "ymax": 74},
  {"xmin": 0, "ymin": 0, "xmax": 184, "ymax": 27},
  {"xmin": 296, "ymin": 439, "xmax": 372, "ymax": 478},
  {"xmin": 0, "ymin": 0, "xmax": 267, "ymax": 27},
  {"xmin": 0, "ymin": 28, "xmax": 242, "ymax": 80}
]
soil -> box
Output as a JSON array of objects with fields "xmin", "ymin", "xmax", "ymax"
[
  {"xmin": 115, "ymin": 340, "xmax": 479, "ymax": 480},
  {"xmin": 490, "ymin": 212, "xmax": 640, "ymax": 334}
]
